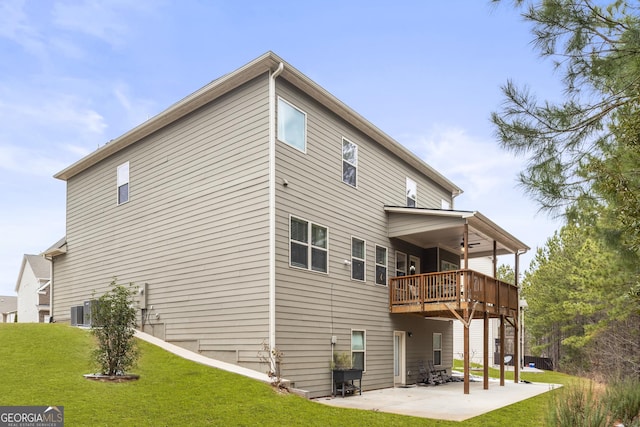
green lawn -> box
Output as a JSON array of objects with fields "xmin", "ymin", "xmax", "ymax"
[{"xmin": 0, "ymin": 324, "xmax": 574, "ymax": 426}]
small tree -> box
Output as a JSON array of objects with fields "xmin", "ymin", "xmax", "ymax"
[
  {"xmin": 91, "ymin": 279, "xmax": 139, "ymax": 376},
  {"xmin": 258, "ymin": 340, "xmax": 285, "ymax": 389}
]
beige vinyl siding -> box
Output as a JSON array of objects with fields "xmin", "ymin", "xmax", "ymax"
[
  {"xmin": 273, "ymin": 79, "xmax": 455, "ymax": 396},
  {"xmin": 54, "ymin": 74, "xmax": 272, "ymax": 361}
]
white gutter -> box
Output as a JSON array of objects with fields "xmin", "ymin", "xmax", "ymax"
[{"xmin": 269, "ymin": 63, "xmax": 284, "ymax": 358}]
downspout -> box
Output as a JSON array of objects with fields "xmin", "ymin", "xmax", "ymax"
[
  {"xmin": 44, "ymin": 254, "xmax": 54, "ymax": 323},
  {"xmin": 269, "ymin": 62, "xmax": 284, "ymax": 358}
]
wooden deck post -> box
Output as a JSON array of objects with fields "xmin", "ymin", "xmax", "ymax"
[
  {"xmin": 483, "ymin": 310, "xmax": 489, "ymax": 390},
  {"xmin": 464, "ymin": 308, "xmax": 470, "ymax": 394},
  {"xmin": 514, "ymin": 315, "xmax": 520, "ymax": 384},
  {"xmin": 514, "ymin": 251, "xmax": 520, "ymax": 384},
  {"xmin": 500, "ymin": 314, "xmax": 505, "ymax": 386}
]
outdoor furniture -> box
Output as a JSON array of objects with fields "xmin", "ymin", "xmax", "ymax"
[
  {"xmin": 333, "ymin": 369, "xmax": 362, "ymax": 397},
  {"xmin": 417, "ymin": 360, "xmax": 444, "ymax": 385},
  {"xmin": 428, "ymin": 360, "xmax": 450, "ymax": 383}
]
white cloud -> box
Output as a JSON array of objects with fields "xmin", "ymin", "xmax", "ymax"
[
  {"xmin": 400, "ymin": 125, "xmax": 564, "ymax": 271},
  {"xmin": 0, "ymin": 87, "xmax": 107, "ymax": 175},
  {"xmin": 113, "ymin": 81, "xmax": 156, "ymax": 128},
  {"xmin": 401, "ymin": 125, "xmax": 522, "ymax": 204},
  {"xmin": 0, "ymin": 145, "xmax": 68, "ymax": 177},
  {"xmin": 52, "ymin": 0, "xmax": 159, "ymax": 48},
  {"xmin": 0, "ymin": 0, "xmax": 46, "ymax": 57}
]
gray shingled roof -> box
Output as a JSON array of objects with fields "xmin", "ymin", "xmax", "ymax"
[{"xmin": 24, "ymin": 254, "xmax": 50, "ymax": 279}]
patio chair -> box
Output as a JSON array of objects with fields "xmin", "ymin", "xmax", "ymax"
[
  {"xmin": 427, "ymin": 360, "xmax": 450, "ymax": 383},
  {"xmin": 417, "ymin": 360, "xmax": 444, "ymax": 385}
]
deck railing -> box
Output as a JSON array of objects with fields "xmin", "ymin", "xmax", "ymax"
[{"xmin": 389, "ymin": 270, "xmax": 518, "ymax": 315}]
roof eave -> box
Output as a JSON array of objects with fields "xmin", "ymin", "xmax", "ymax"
[{"xmin": 53, "ymin": 52, "xmax": 463, "ymax": 196}]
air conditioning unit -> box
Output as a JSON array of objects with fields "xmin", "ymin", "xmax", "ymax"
[{"xmin": 70, "ymin": 305, "xmax": 84, "ymax": 326}]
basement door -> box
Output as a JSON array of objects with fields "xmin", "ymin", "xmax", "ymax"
[{"xmin": 393, "ymin": 331, "xmax": 406, "ymax": 386}]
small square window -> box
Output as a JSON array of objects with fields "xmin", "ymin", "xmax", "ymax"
[{"xmin": 278, "ymin": 98, "xmax": 306, "ymax": 152}]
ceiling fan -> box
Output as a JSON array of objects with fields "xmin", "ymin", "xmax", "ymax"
[{"xmin": 460, "ymin": 239, "xmax": 481, "ymax": 248}]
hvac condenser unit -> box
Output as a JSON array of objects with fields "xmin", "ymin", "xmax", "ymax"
[{"xmin": 70, "ymin": 305, "xmax": 84, "ymax": 326}]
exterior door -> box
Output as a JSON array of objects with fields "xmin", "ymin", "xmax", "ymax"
[
  {"xmin": 409, "ymin": 255, "xmax": 421, "ymax": 275},
  {"xmin": 393, "ymin": 331, "xmax": 406, "ymax": 385}
]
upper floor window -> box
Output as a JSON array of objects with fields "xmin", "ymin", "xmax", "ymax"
[
  {"xmin": 117, "ymin": 162, "xmax": 129, "ymax": 205},
  {"xmin": 290, "ymin": 216, "xmax": 327, "ymax": 273},
  {"xmin": 441, "ymin": 199, "xmax": 451, "ymax": 210},
  {"xmin": 278, "ymin": 98, "xmax": 306, "ymax": 152},
  {"xmin": 396, "ymin": 251, "xmax": 406, "ymax": 277},
  {"xmin": 351, "ymin": 237, "xmax": 366, "ymax": 281},
  {"xmin": 375, "ymin": 245, "xmax": 387, "ymax": 285},
  {"xmin": 342, "ymin": 138, "xmax": 357, "ymax": 187},
  {"xmin": 406, "ymin": 177, "xmax": 417, "ymax": 207}
]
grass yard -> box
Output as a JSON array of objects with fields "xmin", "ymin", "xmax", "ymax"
[{"xmin": 0, "ymin": 324, "xmax": 573, "ymax": 426}]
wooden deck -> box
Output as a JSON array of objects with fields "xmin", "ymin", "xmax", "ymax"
[{"xmin": 389, "ymin": 270, "xmax": 518, "ymax": 319}]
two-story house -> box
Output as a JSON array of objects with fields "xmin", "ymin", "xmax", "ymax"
[
  {"xmin": 15, "ymin": 254, "xmax": 51, "ymax": 323},
  {"xmin": 47, "ymin": 52, "xmax": 528, "ymax": 397}
]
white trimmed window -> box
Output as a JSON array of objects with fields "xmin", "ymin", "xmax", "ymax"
[
  {"xmin": 441, "ymin": 198, "xmax": 451, "ymax": 210},
  {"xmin": 351, "ymin": 237, "xmax": 366, "ymax": 281},
  {"xmin": 117, "ymin": 162, "xmax": 129, "ymax": 205},
  {"xmin": 342, "ymin": 138, "xmax": 357, "ymax": 187},
  {"xmin": 278, "ymin": 98, "xmax": 306, "ymax": 152},
  {"xmin": 396, "ymin": 251, "xmax": 407, "ymax": 277},
  {"xmin": 290, "ymin": 216, "xmax": 328, "ymax": 273},
  {"xmin": 406, "ymin": 177, "xmax": 417, "ymax": 207},
  {"xmin": 351, "ymin": 330, "xmax": 366, "ymax": 371},
  {"xmin": 433, "ymin": 333, "xmax": 442, "ymax": 366},
  {"xmin": 375, "ymin": 245, "xmax": 387, "ymax": 285}
]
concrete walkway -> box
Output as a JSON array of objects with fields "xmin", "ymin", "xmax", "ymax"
[{"xmin": 315, "ymin": 377, "xmax": 560, "ymax": 421}]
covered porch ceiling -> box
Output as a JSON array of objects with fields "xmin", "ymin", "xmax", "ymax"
[{"xmin": 385, "ymin": 206, "xmax": 530, "ymax": 258}]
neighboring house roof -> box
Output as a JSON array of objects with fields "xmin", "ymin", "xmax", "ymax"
[
  {"xmin": 15, "ymin": 254, "xmax": 51, "ymax": 293},
  {"xmin": 53, "ymin": 51, "xmax": 463, "ymax": 197},
  {"xmin": 42, "ymin": 236, "xmax": 67, "ymax": 258},
  {"xmin": 0, "ymin": 296, "xmax": 17, "ymax": 315},
  {"xmin": 384, "ymin": 206, "xmax": 530, "ymax": 257}
]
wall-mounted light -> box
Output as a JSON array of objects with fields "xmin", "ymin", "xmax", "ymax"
[
  {"xmin": 407, "ymin": 332, "xmax": 413, "ymax": 338},
  {"xmin": 343, "ymin": 260, "xmax": 351, "ymax": 266}
]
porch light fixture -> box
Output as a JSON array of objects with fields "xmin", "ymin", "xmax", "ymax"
[
  {"xmin": 343, "ymin": 260, "xmax": 351, "ymax": 266},
  {"xmin": 407, "ymin": 332, "xmax": 413, "ymax": 338}
]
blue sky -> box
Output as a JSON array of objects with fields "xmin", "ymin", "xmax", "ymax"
[{"xmin": 0, "ymin": 0, "xmax": 564, "ymax": 295}]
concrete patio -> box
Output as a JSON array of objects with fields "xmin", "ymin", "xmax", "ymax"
[{"xmin": 314, "ymin": 375, "xmax": 560, "ymax": 421}]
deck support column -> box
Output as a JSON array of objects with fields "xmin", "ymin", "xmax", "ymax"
[
  {"xmin": 463, "ymin": 308, "xmax": 470, "ymax": 394},
  {"xmin": 514, "ymin": 314, "xmax": 520, "ymax": 384},
  {"xmin": 500, "ymin": 314, "xmax": 505, "ymax": 386},
  {"xmin": 483, "ymin": 311, "xmax": 489, "ymax": 390},
  {"xmin": 514, "ymin": 251, "xmax": 520, "ymax": 384}
]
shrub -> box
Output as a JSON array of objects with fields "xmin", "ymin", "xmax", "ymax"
[
  {"xmin": 546, "ymin": 379, "xmax": 640, "ymax": 427},
  {"xmin": 258, "ymin": 340, "xmax": 285, "ymax": 389},
  {"xmin": 546, "ymin": 382, "xmax": 607, "ymax": 427},
  {"xmin": 90, "ymin": 279, "xmax": 139, "ymax": 376},
  {"xmin": 603, "ymin": 378, "xmax": 640, "ymax": 427}
]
